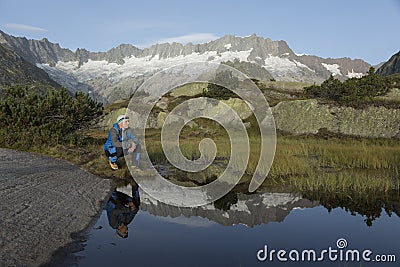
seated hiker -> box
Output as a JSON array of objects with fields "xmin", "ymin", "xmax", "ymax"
[
  {"xmin": 105, "ymin": 187, "xmax": 140, "ymax": 239},
  {"xmin": 104, "ymin": 115, "xmax": 141, "ymax": 170}
]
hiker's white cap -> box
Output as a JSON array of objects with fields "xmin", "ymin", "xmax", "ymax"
[{"xmin": 117, "ymin": 115, "xmax": 129, "ymax": 124}]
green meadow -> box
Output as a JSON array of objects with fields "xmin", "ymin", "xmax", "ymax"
[{"xmin": 142, "ymin": 121, "xmax": 400, "ymax": 195}]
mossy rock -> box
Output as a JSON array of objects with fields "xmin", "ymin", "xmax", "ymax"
[
  {"xmin": 221, "ymin": 98, "xmax": 253, "ymax": 120},
  {"xmin": 157, "ymin": 111, "xmax": 167, "ymax": 128},
  {"xmin": 272, "ymin": 100, "xmax": 334, "ymax": 134},
  {"xmin": 170, "ymin": 83, "xmax": 207, "ymax": 97},
  {"xmin": 272, "ymin": 99, "xmax": 400, "ymax": 138}
]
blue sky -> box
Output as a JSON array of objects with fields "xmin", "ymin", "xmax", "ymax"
[{"xmin": 0, "ymin": 0, "xmax": 399, "ymax": 65}]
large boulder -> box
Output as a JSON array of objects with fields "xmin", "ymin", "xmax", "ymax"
[
  {"xmin": 271, "ymin": 100, "xmax": 334, "ymax": 134},
  {"xmin": 158, "ymin": 97, "xmax": 253, "ymax": 128},
  {"xmin": 272, "ymin": 99, "xmax": 400, "ymax": 138},
  {"xmin": 220, "ymin": 98, "xmax": 253, "ymax": 120},
  {"xmin": 170, "ymin": 83, "xmax": 207, "ymax": 97}
]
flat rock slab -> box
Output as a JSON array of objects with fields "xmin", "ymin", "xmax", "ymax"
[{"xmin": 0, "ymin": 148, "xmax": 112, "ymax": 267}]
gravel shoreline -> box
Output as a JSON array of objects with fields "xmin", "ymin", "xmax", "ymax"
[{"xmin": 0, "ymin": 148, "xmax": 112, "ymax": 267}]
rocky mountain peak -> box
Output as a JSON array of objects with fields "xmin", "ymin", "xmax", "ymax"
[
  {"xmin": 0, "ymin": 43, "xmax": 61, "ymax": 88},
  {"xmin": 0, "ymin": 30, "xmax": 8, "ymax": 44},
  {"xmin": 376, "ymin": 50, "xmax": 400, "ymax": 76}
]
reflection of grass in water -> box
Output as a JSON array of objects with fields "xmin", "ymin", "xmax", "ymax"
[
  {"xmin": 145, "ymin": 127, "xmax": 400, "ymax": 191},
  {"xmin": 289, "ymin": 170, "xmax": 400, "ymax": 194}
]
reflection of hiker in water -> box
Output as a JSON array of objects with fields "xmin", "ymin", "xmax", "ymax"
[{"xmin": 106, "ymin": 185, "xmax": 140, "ymax": 238}]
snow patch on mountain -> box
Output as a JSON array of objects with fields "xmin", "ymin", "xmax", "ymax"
[
  {"xmin": 224, "ymin": 43, "xmax": 232, "ymax": 50},
  {"xmin": 263, "ymin": 56, "xmax": 310, "ymax": 79},
  {"xmin": 37, "ymin": 63, "xmax": 91, "ymax": 93},
  {"xmin": 346, "ymin": 69, "xmax": 364, "ymax": 78},
  {"xmin": 293, "ymin": 60, "xmax": 315, "ymax": 72},
  {"xmin": 46, "ymin": 49, "xmax": 254, "ymax": 83},
  {"xmin": 321, "ymin": 63, "xmax": 342, "ymax": 76}
]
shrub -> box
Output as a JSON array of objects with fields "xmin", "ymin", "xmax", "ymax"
[
  {"xmin": 202, "ymin": 70, "xmax": 239, "ymax": 100},
  {"xmin": 304, "ymin": 67, "xmax": 391, "ymax": 107},
  {"xmin": 0, "ymin": 85, "xmax": 103, "ymax": 148}
]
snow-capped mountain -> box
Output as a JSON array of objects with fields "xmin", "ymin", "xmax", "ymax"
[{"xmin": 0, "ymin": 31, "xmax": 371, "ymax": 103}]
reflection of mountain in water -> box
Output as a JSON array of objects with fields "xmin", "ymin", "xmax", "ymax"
[{"xmin": 117, "ymin": 185, "xmax": 318, "ymax": 227}]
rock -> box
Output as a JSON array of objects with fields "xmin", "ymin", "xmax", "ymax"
[
  {"xmin": 158, "ymin": 96, "xmax": 252, "ymax": 129},
  {"xmin": 272, "ymin": 100, "xmax": 333, "ymax": 134},
  {"xmin": 155, "ymin": 96, "xmax": 169, "ymax": 110},
  {"xmin": 170, "ymin": 83, "xmax": 207, "ymax": 97},
  {"xmin": 336, "ymin": 105, "xmax": 400, "ymax": 138},
  {"xmin": 221, "ymin": 98, "xmax": 253, "ymax": 120},
  {"xmin": 186, "ymin": 97, "xmax": 209, "ymax": 116},
  {"xmin": 163, "ymin": 113, "xmax": 185, "ymax": 128},
  {"xmin": 272, "ymin": 99, "xmax": 400, "ymax": 138},
  {"xmin": 0, "ymin": 148, "xmax": 112, "ymax": 267},
  {"xmin": 208, "ymin": 102, "xmax": 237, "ymax": 124},
  {"xmin": 244, "ymin": 122, "xmax": 251, "ymax": 128},
  {"xmin": 157, "ymin": 111, "xmax": 167, "ymax": 128}
]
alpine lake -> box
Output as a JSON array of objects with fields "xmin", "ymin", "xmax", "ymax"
[{"xmin": 68, "ymin": 180, "xmax": 400, "ymax": 267}]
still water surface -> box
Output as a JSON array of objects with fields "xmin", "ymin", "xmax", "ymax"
[{"xmin": 72, "ymin": 185, "xmax": 400, "ymax": 267}]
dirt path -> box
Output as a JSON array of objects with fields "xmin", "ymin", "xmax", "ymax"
[{"xmin": 0, "ymin": 148, "xmax": 112, "ymax": 267}]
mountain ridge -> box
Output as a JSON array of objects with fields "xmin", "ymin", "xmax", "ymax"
[
  {"xmin": 0, "ymin": 30, "xmax": 372, "ymax": 103},
  {"xmin": 0, "ymin": 43, "xmax": 61, "ymax": 90}
]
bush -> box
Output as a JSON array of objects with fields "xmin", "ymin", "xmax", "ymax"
[
  {"xmin": 304, "ymin": 67, "xmax": 391, "ymax": 107},
  {"xmin": 0, "ymin": 85, "xmax": 103, "ymax": 148},
  {"xmin": 202, "ymin": 70, "xmax": 239, "ymax": 100}
]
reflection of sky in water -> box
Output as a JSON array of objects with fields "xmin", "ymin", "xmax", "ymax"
[{"xmin": 73, "ymin": 204, "xmax": 400, "ymax": 267}]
